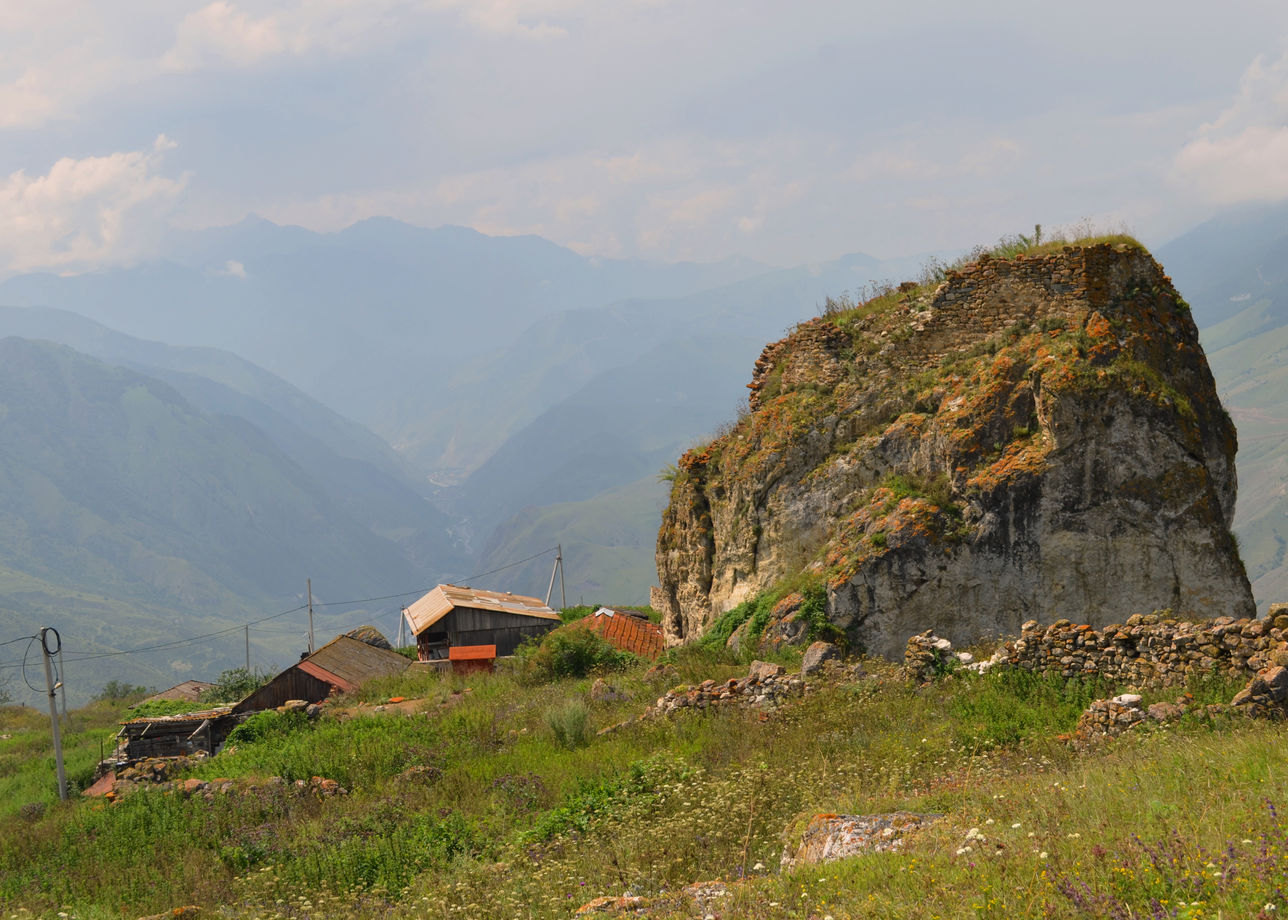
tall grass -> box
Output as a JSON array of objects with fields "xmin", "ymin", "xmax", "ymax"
[{"xmin": 2, "ymin": 650, "xmax": 1284, "ymax": 919}]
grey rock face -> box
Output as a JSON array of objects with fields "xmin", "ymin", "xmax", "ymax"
[{"xmin": 657, "ymin": 244, "xmax": 1253, "ymax": 658}]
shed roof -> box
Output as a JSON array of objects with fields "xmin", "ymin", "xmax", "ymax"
[
  {"xmin": 295, "ymin": 634, "xmax": 411, "ymax": 693},
  {"xmin": 122, "ymin": 706, "xmax": 232, "ymax": 727},
  {"xmin": 141, "ymin": 680, "xmax": 215, "ymax": 704},
  {"xmin": 403, "ymin": 584, "xmax": 561, "ymax": 636},
  {"xmin": 569, "ymin": 607, "xmax": 665, "ymax": 660}
]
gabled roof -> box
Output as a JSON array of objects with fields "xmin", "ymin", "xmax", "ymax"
[
  {"xmin": 403, "ymin": 584, "xmax": 561, "ymax": 636},
  {"xmin": 569, "ymin": 607, "xmax": 665, "ymax": 660},
  {"xmin": 141, "ymin": 680, "xmax": 215, "ymax": 704},
  {"xmin": 295, "ymin": 634, "xmax": 410, "ymax": 693}
]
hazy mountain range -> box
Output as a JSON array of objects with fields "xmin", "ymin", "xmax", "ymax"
[{"xmin": 1, "ymin": 207, "xmax": 1283, "ymax": 701}]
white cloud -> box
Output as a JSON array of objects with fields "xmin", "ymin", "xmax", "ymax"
[
  {"xmin": 161, "ymin": 2, "xmax": 291, "ymax": 71},
  {"xmin": 1174, "ymin": 48, "xmax": 1288, "ymax": 202},
  {"xmin": 0, "ymin": 136, "xmax": 188, "ymax": 275},
  {"xmin": 425, "ymin": 0, "xmax": 599, "ymax": 38}
]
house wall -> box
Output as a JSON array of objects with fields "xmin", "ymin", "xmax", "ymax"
[
  {"xmin": 417, "ymin": 607, "xmax": 559, "ymax": 659},
  {"xmin": 232, "ymin": 667, "xmax": 335, "ymax": 714}
]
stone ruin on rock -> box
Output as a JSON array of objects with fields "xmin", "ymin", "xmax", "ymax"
[{"xmin": 656, "ymin": 242, "xmax": 1254, "ymax": 658}]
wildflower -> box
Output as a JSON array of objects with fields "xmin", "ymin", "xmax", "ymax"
[
  {"xmin": 1012, "ymin": 823, "xmax": 1022, "ymax": 829},
  {"xmin": 1039, "ymin": 852, "xmax": 1048, "ymax": 859}
]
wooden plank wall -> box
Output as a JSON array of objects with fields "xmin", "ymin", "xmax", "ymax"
[{"xmin": 233, "ymin": 668, "xmax": 334, "ymax": 714}]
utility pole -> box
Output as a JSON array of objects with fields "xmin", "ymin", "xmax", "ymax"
[
  {"xmin": 545, "ymin": 545, "xmax": 566, "ymax": 609},
  {"xmin": 307, "ymin": 578, "xmax": 315, "ymax": 655},
  {"xmin": 39, "ymin": 628, "xmax": 67, "ymax": 802},
  {"xmin": 244, "ymin": 625, "xmax": 250, "ymax": 671}
]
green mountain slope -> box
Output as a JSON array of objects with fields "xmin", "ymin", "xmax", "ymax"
[
  {"xmin": 1160, "ymin": 203, "xmax": 1288, "ymax": 612},
  {"xmin": 0, "ymin": 338, "xmax": 447, "ymax": 700}
]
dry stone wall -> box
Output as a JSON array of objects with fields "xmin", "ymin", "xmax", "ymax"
[
  {"xmin": 908, "ymin": 608, "xmax": 1288, "ymax": 687},
  {"xmin": 1000, "ymin": 612, "xmax": 1288, "ymax": 687}
]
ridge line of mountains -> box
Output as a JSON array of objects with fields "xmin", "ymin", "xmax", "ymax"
[{"xmin": 0, "ymin": 205, "xmax": 1285, "ymax": 702}]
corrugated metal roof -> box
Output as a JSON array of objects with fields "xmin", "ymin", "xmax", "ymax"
[
  {"xmin": 297, "ymin": 635, "xmax": 410, "ymax": 691},
  {"xmin": 403, "ymin": 584, "xmax": 561, "ymax": 635},
  {"xmin": 448, "ymin": 644, "xmax": 496, "ymax": 661},
  {"xmin": 569, "ymin": 609, "xmax": 665, "ymax": 660}
]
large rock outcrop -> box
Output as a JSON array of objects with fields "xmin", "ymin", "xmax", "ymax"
[{"xmin": 656, "ymin": 242, "xmax": 1254, "ymax": 658}]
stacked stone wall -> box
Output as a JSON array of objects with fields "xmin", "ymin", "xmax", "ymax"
[
  {"xmin": 974, "ymin": 609, "xmax": 1288, "ymax": 689},
  {"xmin": 747, "ymin": 244, "xmax": 1163, "ymax": 409}
]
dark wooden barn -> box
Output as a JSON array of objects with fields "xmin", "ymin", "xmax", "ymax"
[
  {"xmin": 232, "ymin": 634, "xmax": 410, "ymax": 714},
  {"xmin": 118, "ymin": 708, "xmax": 239, "ymax": 762},
  {"xmin": 403, "ymin": 585, "xmax": 561, "ymax": 660}
]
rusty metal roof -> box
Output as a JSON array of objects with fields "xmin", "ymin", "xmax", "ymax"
[
  {"xmin": 403, "ymin": 584, "xmax": 561, "ymax": 636},
  {"xmin": 296, "ymin": 634, "xmax": 410, "ymax": 692},
  {"xmin": 568, "ymin": 608, "xmax": 665, "ymax": 660}
]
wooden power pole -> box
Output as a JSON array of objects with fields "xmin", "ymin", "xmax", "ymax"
[{"xmin": 39, "ymin": 628, "xmax": 67, "ymax": 801}]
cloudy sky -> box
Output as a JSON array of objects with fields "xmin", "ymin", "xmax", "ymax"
[{"xmin": 1, "ymin": 0, "xmax": 1286, "ymax": 275}]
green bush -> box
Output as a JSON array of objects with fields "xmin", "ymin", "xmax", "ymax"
[
  {"xmin": 93, "ymin": 680, "xmax": 150, "ymax": 702},
  {"xmin": 225, "ymin": 709, "xmax": 308, "ymax": 746},
  {"xmin": 516, "ymin": 628, "xmax": 635, "ymax": 683},
  {"xmin": 200, "ymin": 667, "xmax": 272, "ymax": 704}
]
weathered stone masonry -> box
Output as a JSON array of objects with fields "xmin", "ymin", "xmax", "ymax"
[{"xmin": 907, "ymin": 608, "xmax": 1288, "ymax": 688}]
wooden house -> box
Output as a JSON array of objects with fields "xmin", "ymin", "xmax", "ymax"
[
  {"xmin": 232, "ymin": 634, "xmax": 410, "ymax": 714},
  {"xmin": 402, "ymin": 584, "xmax": 561, "ymax": 660}
]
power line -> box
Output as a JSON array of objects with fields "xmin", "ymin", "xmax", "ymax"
[
  {"xmin": 311, "ymin": 546, "xmax": 559, "ymax": 609},
  {"xmin": 0, "ymin": 544, "xmax": 562, "ymax": 668},
  {"xmin": 60, "ymin": 604, "xmax": 308, "ymax": 663}
]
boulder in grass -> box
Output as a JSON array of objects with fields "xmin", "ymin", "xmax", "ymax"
[
  {"xmin": 782, "ymin": 812, "xmax": 942, "ymax": 868},
  {"xmin": 800, "ymin": 640, "xmax": 841, "ymax": 676}
]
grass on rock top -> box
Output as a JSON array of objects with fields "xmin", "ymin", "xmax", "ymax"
[{"xmin": 1, "ymin": 643, "xmax": 1286, "ymax": 920}]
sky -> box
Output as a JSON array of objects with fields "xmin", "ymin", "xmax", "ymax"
[{"xmin": 1, "ymin": 0, "xmax": 1287, "ymax": 276}]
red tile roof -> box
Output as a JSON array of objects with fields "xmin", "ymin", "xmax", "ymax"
[{"xmin": 570, "ymin": 607, "xmax": 664, "ymax": 660}]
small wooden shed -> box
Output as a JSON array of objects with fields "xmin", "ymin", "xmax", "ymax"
[
  {"xmin": 119, "ymin": 707, "xmax": 239, "ymax": 762},
  {"xmin": 232, "ymin": 635, "xmax": 410, "ymax": 714},
  {"xmin": 403, "ymin": 585, "xmax": 561, "ymax": 660}
]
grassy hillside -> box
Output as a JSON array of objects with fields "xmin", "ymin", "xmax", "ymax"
[
  {"xmin": 0, "ymin": 338, "xmax": 449, "ymax": 702},
  {"xmin": 4, "ymin": 640, "xmax": 1285, "ymax": 919},
  {"xmin": 473, "ymin": 475, "xmax": 670, "ymax": 604},
  {"xmin": 1161, "ymin": 203, "xmax": 1288, "ymax": 612}
]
